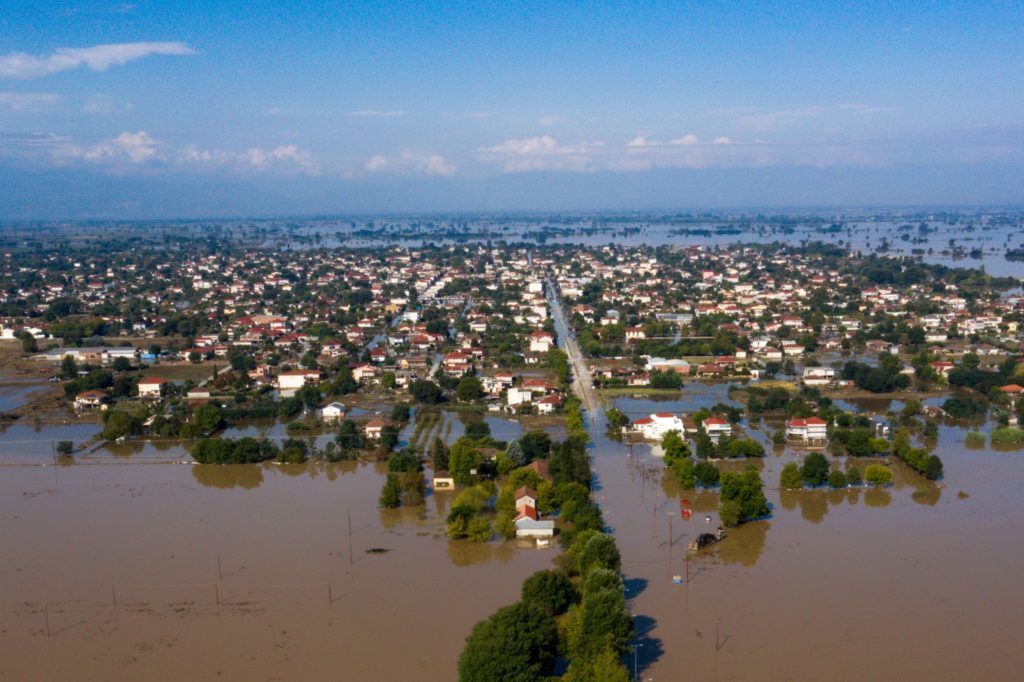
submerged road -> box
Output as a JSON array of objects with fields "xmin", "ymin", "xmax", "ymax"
[{"xmin": 546, "ymin": 279, "xmax": 600, "ymax": 418}]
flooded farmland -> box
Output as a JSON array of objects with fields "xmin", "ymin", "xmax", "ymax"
[{"xmin": 3, "ymin": 395, "xmax": 1024, "ymax": 680}]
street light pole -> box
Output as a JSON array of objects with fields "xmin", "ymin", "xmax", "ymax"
[{"xmin": 630, "ymin": 642, "xmax": 644, "ymax": 682}]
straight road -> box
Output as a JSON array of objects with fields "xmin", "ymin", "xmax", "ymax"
[{"xmin": 545, "ymin": 279, "xmax": 600, "ymax": 417}]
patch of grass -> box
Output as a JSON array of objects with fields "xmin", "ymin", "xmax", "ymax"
[{"xmin": 991, "ymin": 427, "xmax": 1024, "ymax": 447}]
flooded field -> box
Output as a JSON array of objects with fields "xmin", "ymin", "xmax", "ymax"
[{"xmin": 3, "ymin": 386, "xmax": 1024, "ymax": 680}]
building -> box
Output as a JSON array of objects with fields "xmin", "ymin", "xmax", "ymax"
[
  {"xmin": 137, "ymin": 378, "xmax": 167, "ymax": 399},
  {"xmin": 321, "ymin": 402, "xmax": 346, "ymax": 422},
  {"xmin": 802, "ymin": 366, "xmax": 835, "ymax": 386},
  {"xmin": 786, "ymin": 417, "xmax": 828, "ymax": 442},
  {"xmin": 432, "ymin": 470, "xmax": 455, "ymax": 490},
  {"xmin": 364, "ymin": 419, "xmax": 386, "ymax": 440},
  {"xmin": 702, "ymin": 416, "xmax": 732, "ymax": 440},
  {"xmin": 276, "ymin": 369, "xmax": 322, "ymax": 392},
  {"xmin": 74, "ymin": 389, "xmax": 108, "ymax": 409},
  {"xmin": 633, "ymin": 413, "xmax": 684, "ymax": 440}
]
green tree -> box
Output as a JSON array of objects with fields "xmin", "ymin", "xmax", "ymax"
[
  {"xmin": 61, "ymin": 355, "xmax": 78, "ymax": 379},
  {"xmin": 779, "ymin": 461, "xmax": 803, "ymax": 489},
  {"xmin": 379, "ymin": 474, "xmax": 402, "ymax": 507},
  {"xmin": 694, "ymin": 460, "xmax": 720, "ymax": 488},
  {"xmin": 56, "ymin": 440, "xmax": 74, "ymax": 456},
  {"xmin": 458, "ymin": 602, "xmax": 558, "ymax": 682},
  {"xmin": 605, "ymin": 407, "xmax": 629, "ymax": 430},
  {"xmin": 456, "ymin": 376, "xmax": 484, "ymax": 402},
  {"xmin": 864, "ymin": 464, "xmax": 893, "ymax": 486},
  {"xmin": 521, "ymin": 570, "xmax": 576, "ymax": 616},
  {"xmin": 672, "ymin": 456, "xmax": 696, "ymax": 488},
  {"xmin": 846, "ymin": 465, "xmax": 863, "ymax": 486},
  {"xmin": 191, "ymin": 403, "xmax": 225, "ymax": 434},
  {"xmin": 719, "ymin": 466, "xmax": 769, "ymax": 527},
  {"xmin": 410, "ymin": 379, "xmax": 443, "ymax": 404},
  {"xmin": 449, "ymin": 438, "xmax": 483, "ymax": 486},
  {"xmin": 801, "ymin": 452, "xmax": 830, "ymax": 487},
  {"xmin": 574, "ymin": 533, "xmax": 621, "ymax": 577},
  {"xmin": 430, "ymin": 436, "xmax": 449, "ymax": 471},
  {"xmin": 828, "ymin": 469, "xmax": 847, "ymax": 489},
  {"xmin": 100, "ymin": 410, "xmax": 142, "ymax": 441}
]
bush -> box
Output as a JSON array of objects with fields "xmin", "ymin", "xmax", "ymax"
[
  {"xmin": 827, "ymin": 469, "xmax": 847, "ymax": 489},
  {"xmin": 991, "ymin": 427, "xmax": 1024, "ymax": 447},
  {"xmin": 965, "ymin": 431, "xmax": 986, "ymax": 448},
  {"xmin": 779, "ymin": 462, "xmax": 802, "ymax": 489},
  {"xmin": 846, "ymin": 466, "xmax": 863, "ymax": 486},
  {"xmin": 942, "ymin": 395, "xmax": 987, "ymax": 420},
  {"xmin": 864, "ymin": 464, "xmax": 893, "ymax": 487}
]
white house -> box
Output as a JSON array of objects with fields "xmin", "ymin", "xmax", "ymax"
[
  {"xmin": 321, "ymin": 402, "xmax": 346, "ymax": 422},
  {"xmin": 634, "ymin": 413, "xmax": 684, "ymax": 441},
  {"xmin": 702, "ymin": 416, "xmax": 733, "ymax": 440},
  {"xmin": 137, "ymin": 378, "xmax": 167, "ymax": 399},
  {"xmin": 507, "ymin": 386, "xmax": 534, "ymax": 407},
  {"xmin": 802, "ymin": 366, "xmax": 835, "ymax": 386},
  {"xmin": 529, "ymin": 331, "xmax": 555, "ymax": 353},
  {"xmin": 786, "ymin": 417, "xmax": 828, "ymax": 442},
  {"xmin": 276, "ymin": 370, "xmax": 321, "ymax": 392}
]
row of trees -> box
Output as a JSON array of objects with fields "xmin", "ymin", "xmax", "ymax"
[
  {"xmin": 458, "ymin": 531, "xmax": 632, "ymax": 681},
  {"xmin": 781, "ymin": 454, "xmax": 892, "ymax": 489}
]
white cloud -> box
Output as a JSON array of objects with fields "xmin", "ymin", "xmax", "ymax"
[
  {"xmin": 0, "ymin": 42, "xmax": 195, "ymax": 80},
  {"xmin": 669, "ymin": 134, "xmax": 699, "ymax": 146},
  {"xmin": 365, "ymin": 154, "xmax": 389, "ymax": 172},
  {"xmin": 84, "ymin": 130, "xmax": 160, "ymax": 163},
  {"xmin": 713, "ymin": 136, "xmax": 732, "ymax": 145},
  {"xmin": 0, "ymin": 91, "xmax": 58, "ymax": 110},
  {"xmin": 626, "ymin": 136, "xmax": 650, "ymax": 148},
  {"xmin": 82, "ymin": 94, "xmax": 133, "ymax": 114},
  {"xmin": 537, "ymin": 115, "xmax": 565, "ymax": 127},
  {"xmin": 476, "ymin": 136, "xmax": 606, "ymax": 172},
  {"xmin": 241, "ymin": 144, "xmax": 319, "ymax": 174},
  {"xmin": 346, "ymin": 109, "xmax": 407, "ymax": 118},
  {"xmin": 735, "ymin": 107, "xmax": 824, "ymax": 131},
  {"xmin": 414, "ymin": 153, "xmax": 456, "ymax": 176},
  {"xmin": 364, "ymin": 151, "xmax": 456, "ymax": 176}
]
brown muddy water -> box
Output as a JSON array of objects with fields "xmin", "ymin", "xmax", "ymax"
[
  {"xmin": 591, "ymin": 400, "xmax": 1024, "ymax": 682},
  {"xmin": 3, "ymin": 399, "xmax": 1024, "ymax": 680},
  {"xmin": 0, "ymin": 453, "xmax": 553, "ymax": 680}
]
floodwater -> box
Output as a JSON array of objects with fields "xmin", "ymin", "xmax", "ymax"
[
  {"xmin": 0, "ymin": 457, "xmax": 554, "ymax": 681},
  {"xmin": 589, "ymin": 392, "xmax": 1024, "ymax": 681},
  {"xmin": 4, "ymin": 386, "xmax": 1024, "ymax": 680}
]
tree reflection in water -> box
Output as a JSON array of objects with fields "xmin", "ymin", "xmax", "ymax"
[
  {"xmin": 863, "ymin": 487, "xmax": 892, "ymax": 507},
  {"xmin": 191, "ymin": 463, "xmax": 265, "ymax": 490},
  {"xmin": 447, "ymin": 539, "xmax": 494, "ymax": 567},
  {"xmin": 717, "ymin": 520, "xmax": 768, "ymax": 567},
  {"xmin": 798, "ymin": 490, "xmax": 828, "ymax": 524}
]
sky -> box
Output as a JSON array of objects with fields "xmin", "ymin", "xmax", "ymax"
[{"xmin": 0, "ymin": 1, "xmax": 1022, "ymax": 219}]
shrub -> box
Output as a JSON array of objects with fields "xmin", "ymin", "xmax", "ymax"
[{"xmin": 864, "ymin": 464, "xmax": 893, "ymax": 487}]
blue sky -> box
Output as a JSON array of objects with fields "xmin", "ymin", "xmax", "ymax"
[{"xmin": 0, "ymin": 1, "xmax": 1022, "ymax": 218}]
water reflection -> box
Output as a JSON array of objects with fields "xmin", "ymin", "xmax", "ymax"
[
  {"xmin": 798, "ymin": 491, "xmax": 829, "ymax": 524},
  {"xmin": 863, "ymin": 487, "xmax": 892, "ymax": 507},
  {"xmin": 717, "ymin": 520, "xmax": 768, "ymax": 567},
  {"xmin": 911, "ymin": 485, "xmax": 941, "ymax": 506},
  {"xmin": 446, "ymin": 539, "xmax": 495, "ymax": 567},
  {"xmin": 191, "ymin": 463, "xmax": 265, "ymax": 489}
]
